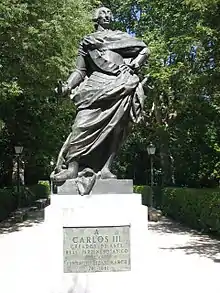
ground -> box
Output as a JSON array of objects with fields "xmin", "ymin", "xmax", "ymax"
[{"xmin": 0, "ymin": 210, "xmax": 219, "ymax": 293}]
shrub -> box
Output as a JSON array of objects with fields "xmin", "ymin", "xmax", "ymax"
[
  {"xmin": 18, "ymin": 181, "xmax": 50, "ymax": 207},
  {"xmin": 0, "ymin": 181, "xmax": 51, "ymax": 222},
  {"xmin": 152, "ymin": 186, "xmax": 163, "ymax": 208},
  {"xmin": 134, "ymin": 185, "xmax": 152, "ymax": 206},
  {"xmin": 162, "ymin": 187, "xmax": 220, "ymax": 235},
  {"xmin": 28, "ymin": 180, "xmax": 50, "ymax": 200},
  {"xmin": 0, "ymin": 188, "xmax": 17, "ymax": 221},
  {"xmin": 38, "ymin": 180, "xmax": 50, "ymax": 198},
  {"xmin": 134, "ymin": 185, "xmax": 163, "ymax": 207}
]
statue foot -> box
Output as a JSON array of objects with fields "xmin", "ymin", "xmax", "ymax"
[
  {"xmin": 52, "ymin": 169, "xmax": 77, "ymax": 182},
  {"xmin": 100, "ymin": 168, "xmax": 117, "ymax": 179}
]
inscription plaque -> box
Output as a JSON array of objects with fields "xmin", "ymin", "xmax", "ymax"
[{"xmin": 63, "ymin": 225, "xmax": 131, "ymax": 273}]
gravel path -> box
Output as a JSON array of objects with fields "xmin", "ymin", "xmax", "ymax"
[{"xmin": 0, "ymin": 211, "xmax": 219, "ymax": 293}]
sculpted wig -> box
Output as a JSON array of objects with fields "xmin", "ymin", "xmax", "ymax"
[{"xmin": 92, "ymin": 6, "xmax": 113, "ymax": 28}]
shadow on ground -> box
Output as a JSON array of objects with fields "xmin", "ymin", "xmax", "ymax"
[
  {"xmin": 0, "ymin": 209, "xmax": 44, "ymax": 235},
  {"xmin": 149, "ymin": 217, "xmax": 220, "ymax": 261}
]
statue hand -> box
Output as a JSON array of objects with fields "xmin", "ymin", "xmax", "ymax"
[
  {"xmin": 130, "ymin": 60, "xmax": 140, "ymax": 71},
  {"xmin": 117, "ymin": 64, "xmax": 134, "ymax": 75},
  {"xmin": 54, "ymin": 165, "xmax": 62, "ymax": 174},
  {"xmin": 55, "ymin": 81, "xmax": 70, "ymax": 96}
]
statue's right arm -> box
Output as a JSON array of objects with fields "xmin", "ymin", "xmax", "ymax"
[
  {"xmin": 66, "ymin": 55, "xmax": 87, "ymax": 90},
  {"xmin": 56, "ymin": 55, "xmax": 86, "ymax": 96}
]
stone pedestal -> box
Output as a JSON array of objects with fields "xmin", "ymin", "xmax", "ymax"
[
  {"xmin": 54, "ymin": 179, "xmax": 133, "ymax": 195},
  {"xmin": 44, "ymin": 180, "xmax": 148, "ymax": 293}
]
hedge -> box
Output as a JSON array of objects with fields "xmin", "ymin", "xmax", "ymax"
[
  {"xmin": 162, "ymin": 187, "xmax": 220, "ymax": 235},
  {"xmin": 134, "ymin": 185, "xmax": 220, "ymax": 235},
  {"xmin": 0, "ymin": 181, "xmax": 51, "ymax": 222},
  {"xmin": 0, "ymin": 188, "xmax": 17, "ymax": 222},
  {"xmin": 134, "ymin": 185, "xmax": 162, "ymax": 207},
  {"xmin": 134, "ymin": 185, "xmax": 152, "ymax": 206},
  {"xmin": 28, "ymin": 180, "xmax": 50, "ymax": 200}
]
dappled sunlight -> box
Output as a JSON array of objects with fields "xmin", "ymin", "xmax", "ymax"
[
  {"xmin": 149, "ymin": 217, "xmax": 196, "ymax": 235},
  {"xmin": 0, "ymin": 210, "xmax": 44, "ymax": 235},
  {"xmin": 149, "ymin": 218, "xmax": 220, "ymax": 260}
]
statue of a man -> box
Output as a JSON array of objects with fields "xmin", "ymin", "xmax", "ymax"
[{"xmin": 51, "ymin": 7, "xmax": 149, "ymax": 188}]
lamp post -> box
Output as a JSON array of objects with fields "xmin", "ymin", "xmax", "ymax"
[
  {"xmin": 14, "ymin": 146, "xmax": 23, "ymax": 194},
  {"xmin": 147, "ymin": 142, "xmax": 156, "ymax": 206}
]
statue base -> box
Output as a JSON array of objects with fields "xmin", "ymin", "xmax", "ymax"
[
  {"xmin": 44, "ymin": 180, "xmax": 148, "ymax": 293},
  {"xmin": 53, "ymin": 179, "xmax": 133, "ymax": 195}
]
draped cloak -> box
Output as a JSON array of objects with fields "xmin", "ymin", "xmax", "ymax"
[{"xmin": 57, "ymin": 30, "xmax": 147, "ymax": 193}]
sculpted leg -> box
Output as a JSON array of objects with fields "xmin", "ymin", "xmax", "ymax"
[
  {"xmin": 100, "ymin": 124, "xmax": 124, "ymax": 179},
  {"xmin": 101, "ymin": 152, "xmax": 117, "ymax": 179},
  {"xmin": 54, "ymin": 133, "xmax": 71, "ymax": 173}
]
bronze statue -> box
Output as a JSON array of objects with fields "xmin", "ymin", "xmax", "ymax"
[{"xmin": 51, "ymin": 7, "xmax": 149, "ymax": 194}]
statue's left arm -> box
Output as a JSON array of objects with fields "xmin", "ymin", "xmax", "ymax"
[
  {"xmin": 130, "ymin": 47, "xmax": 150, "ymax": 70},
  {"xmin": 129, "ymin": 44, "xmax": 150, "ymax": 123}
]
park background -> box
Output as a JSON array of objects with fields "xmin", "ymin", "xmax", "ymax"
[{"xmin": 1, "ymin": 0, "xmax": 220, "ymax": 234}]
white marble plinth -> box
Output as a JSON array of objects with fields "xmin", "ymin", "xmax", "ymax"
[{"xmin": 44, "ymin": 193, "xmax": 148, "ymax": 293}]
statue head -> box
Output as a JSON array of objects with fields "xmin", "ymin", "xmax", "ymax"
[{"xmin": 92, "ymin": 6, "xmax": 113, "ymax": 29}]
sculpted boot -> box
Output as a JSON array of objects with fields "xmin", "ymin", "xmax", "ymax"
[{"xmin": 52, "ymin": 161, "xmax": 79, "ymax": 182}]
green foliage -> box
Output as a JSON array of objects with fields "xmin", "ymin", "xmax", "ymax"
[
  {"xmin": 134, "ymin": 185, "xmax": 163, "ymax": 208},
  {"xmin": 0, "ymin": 181, "xmax": 50, "ymax": 222},
  {"xmin": 152, "ymin": 185, "xmax": 163, "ymax": 208},
  {"xmin": 38, "ymin": 180, "xmax": 50, "ymax": 197},
  {"xmin": 11, "ymin": 181, "xmax": 50, "ymax": 208},
  {"xmin": 1, "ymin": 0, "xmax": 220, "ymax": 188},
  {"xmin": 0, "ymin": 188, "xmax": 17, "ymax": 221},
  {"xmin": 0, "ymin": 0, "xmax": 94, "ymax": 184},
  {"xmin": 134, "ymin": 185, "xmax": 152, "ymax": 206},
  {"xmin": 162, "ymin": 187, "xmax": 220, "ymax": 234},
  {"xmin": 28, "ymin": 181, "xmax": 50, "ymax": 200},
  {"xmin": 102, "ymin": 0, "xmax": 220, "ymax": 187}
]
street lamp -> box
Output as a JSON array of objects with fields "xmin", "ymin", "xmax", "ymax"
[
  {"xmin": 147, "ymin": 142, "xmax": 156, "ymax": 206},
  {"xmin": 14, "ymin": 146, "xmax": 23, "ymax": 194}
]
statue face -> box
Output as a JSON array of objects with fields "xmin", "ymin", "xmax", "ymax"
[{"xmin": 97, "ymin": 7, "xmax": 113, "ymax": 29}]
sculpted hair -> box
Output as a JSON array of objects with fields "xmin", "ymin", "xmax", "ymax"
[
  {"xmin": 92, "ymin": 6, "xmax": 104, "ymax": 21},
  {"xmin": 92, "ymin": 6, "xmax": 113, "ymax": 24}
]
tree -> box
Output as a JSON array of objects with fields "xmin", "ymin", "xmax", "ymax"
[
  {"xmin": 102, "ymin": 0, "xmax": 220, "ymax": 187},
  {"xmin": 0, "ymin": 0, "xmax": 94, "ymax": 185}
]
